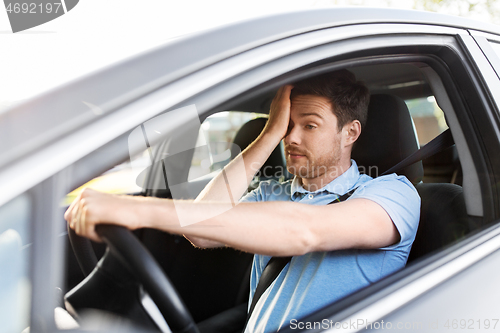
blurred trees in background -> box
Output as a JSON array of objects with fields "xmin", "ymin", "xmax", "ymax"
[
  {"xmin": 413, "ymin": 0, "xmax": 500, "ymax": 23},
  {"xmin": 323, "ymin": 0, "xmax": 500, "ymax": 24}
]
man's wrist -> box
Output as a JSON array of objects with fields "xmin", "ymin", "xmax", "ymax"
[
  {"xmin": 122, "ymin": 196, "xmax": 158, "ymax": 230},
  {"xmin": 257, "ymin": 130, "xmax": 283, "ymax": 148}
]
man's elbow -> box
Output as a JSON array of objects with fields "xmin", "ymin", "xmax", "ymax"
[
  {"xmin": 184, "ymin": 235, "xmax": 224, "ymax": 249},
  {"xmin": 295, "ymin": 227, "xmax": 318, "ymax": 255}
]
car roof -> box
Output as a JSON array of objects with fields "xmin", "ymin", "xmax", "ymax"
[{"xmin": 2, "ymin": 7, "xmax": 499, "ymax": 171}]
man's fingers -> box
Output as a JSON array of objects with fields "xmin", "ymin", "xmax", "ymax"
[
  {"xmin": 82, "ymin": 204, "xmax": 104, "ymax": 243},
  {"xmin": 80, "ymin": 205, "xmax": 88, "ymax": 238},
  {"xmin": 64, "ymin": 188, "xmax": 107, "ymax": 243},
  {"xmin": 270, "ymin": 88, "xmax": 281, "ymax": 108},
  {"xmin": 274, "ymin": 85, "xmax": 293, "ymax": 108},
  {"xmin": 71, "ymin": 200, "xmax": 80, "ymax": 230},
  {"xmin": 275, "ymin": 86, "xmax": 284, "ymax": 99},
  {"xmin": 263, "ymin": 84, "xmax": 295, "ymax": 139},
  {"xmin": 272, "ymin": 85, "xmax": 288, "ymax": 103},
  {"xmin": 64, "ymin": 192, "xmax": 82, "ymax": 222},
  {"xmin": 74, "ymin": 202, "xmax": 82, "ymax": 234},
  {"xmin": 280, "ymin": 85, "xmax": 293, "ymax": 103}
]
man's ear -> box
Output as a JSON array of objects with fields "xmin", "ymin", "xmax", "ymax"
[{"xmin": 343, "ymin": 120, "xmax": 361, "ymax": 146}]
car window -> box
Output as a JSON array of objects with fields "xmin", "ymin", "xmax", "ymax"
[
  {"xmin": 0, "ymin": 194, "xmax": 32, "ymax": 333},
  {"xmin": 406, "ymin": 95, "xmax": 448, "ymax": 146},
  {"xmin": 188, "ymin": 111, "xmax": 267, "ymax": 181}
]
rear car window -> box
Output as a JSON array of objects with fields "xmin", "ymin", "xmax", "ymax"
[
  {"xmin": 406, "ymin": 96, "xmax": 448, "ymax": 146},
  {"xmin": 188, "ymin": 111, "xmax": 266, "ymax": 181}
]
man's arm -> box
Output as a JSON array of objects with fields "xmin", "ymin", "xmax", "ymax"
[
  {"xmin": 186, "ymin": 85, "xmax": 294, "ymax": 248},
  {"xmin": 65, "ymin": 188, "xmax": 400, "ymax": 256},
  {"xmin": 186, "ymin": 133, "xmax": 282, "ymax": 248}
]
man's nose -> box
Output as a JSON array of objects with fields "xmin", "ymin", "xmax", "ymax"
[{"xmin": 284, "ymin": 125, "xmax": 301, "ymax": 146}]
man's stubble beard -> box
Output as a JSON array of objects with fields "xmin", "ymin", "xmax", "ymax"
[{"xmin": 286, "ymin": 137, "xmax": 343, "ymax": 184}]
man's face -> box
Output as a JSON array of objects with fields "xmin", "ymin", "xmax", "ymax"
[{"xmin": 284, "ymin": 94, "xmax": 344, "ymax": 182}]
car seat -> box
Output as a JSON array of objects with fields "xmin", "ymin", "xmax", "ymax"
[
  {"xmin": 352, "ymin": 94, "xmax": 423, "ymax": 183},
  {"xmin": 352, "ymin": 94, "xmax": 473, "ymax": 263}
]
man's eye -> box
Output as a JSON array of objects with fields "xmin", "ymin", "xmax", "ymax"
[{"xmin": 306, "ymin": 125, "xmax": 316, "ymax": 129}]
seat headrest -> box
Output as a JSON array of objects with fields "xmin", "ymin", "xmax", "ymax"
[
  {"xmin": 351, "ymin": 94, "xmax": 423, "ymax": 183},
  {"xmin": 231, "ymin": 118, "xmax": 289, "ymax": 181}
]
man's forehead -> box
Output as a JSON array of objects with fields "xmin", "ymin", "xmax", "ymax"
[{"xmin": 290, "ymin": 94, "xmax": 333, "ymax": 115}]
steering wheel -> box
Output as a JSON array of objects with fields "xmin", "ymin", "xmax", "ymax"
[{"xmin": 67, "ymin": 224, "xmax": 199, "ymax": 333}]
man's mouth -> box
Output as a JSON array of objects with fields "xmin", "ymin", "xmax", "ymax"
[{"xmin": 287, "ymin": 151, "xmax": 306, "ymax": 159}]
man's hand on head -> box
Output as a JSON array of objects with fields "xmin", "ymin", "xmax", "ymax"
[
  {"xmin": 192, "ymin": 86, "xmax": 294, "ymax": 216},
  {"xmin": 64, "ymin": 188, "xmax": 145, "ymax": 242},
  {"xmin": 262, "ymin": 85, "xmax": 293, "ymax": 140}
]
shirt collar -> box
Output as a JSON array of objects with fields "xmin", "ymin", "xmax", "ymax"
[{"xmin": 290, "ymin": 159, "xmax": 360, "ymax": 198}]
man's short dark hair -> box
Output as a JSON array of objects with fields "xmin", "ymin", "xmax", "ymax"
[{"xmin": 291, "ymin": 69, "xmax": 370, "ymax": 131}]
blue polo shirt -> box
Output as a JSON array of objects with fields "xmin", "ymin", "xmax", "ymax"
[{"xmin": 240, "ymin": 160, "xmax": 420, "ymax": 333}]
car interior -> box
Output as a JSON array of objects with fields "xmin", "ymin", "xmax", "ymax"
[{"xmin": 61, "ymin": 60, "xmax": 479, "ymax": 332}]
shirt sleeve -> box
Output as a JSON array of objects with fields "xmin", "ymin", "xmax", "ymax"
[
  {"xmin": 239, "ymin": 179, "xmax": 284, "ymax": 203},
  {"xmin": 350, "ymin": 174, "xmax": 421, "ymax": 250},
  {"xmin": 239, "ymin": 186, "xmax": 261, "ymax": 203}
]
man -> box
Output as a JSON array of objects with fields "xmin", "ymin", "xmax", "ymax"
[{"xmin": 65, "ymin": 70, "xmax": 420, "ymax": 333}]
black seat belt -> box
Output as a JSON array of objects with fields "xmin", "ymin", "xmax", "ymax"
[
  {"xmin": 381, "ymin": 128, "xmax": 454, "ymax": 176},
  {"xmin": 243, "ymin": 128, "xmax": 454, "ymax": 330}
]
